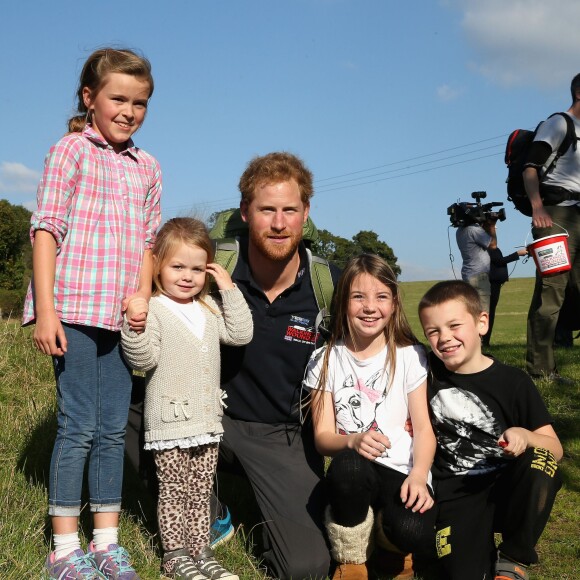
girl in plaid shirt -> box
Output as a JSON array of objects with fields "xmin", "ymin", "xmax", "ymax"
[{"xmin": 23, "ymin": 48, "xmax": 162, "ymax": 579}]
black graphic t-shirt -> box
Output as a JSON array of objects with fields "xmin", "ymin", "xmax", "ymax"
[{"xmin": 428, "ymin": 353, "xmax": 553, "ymax": 495}]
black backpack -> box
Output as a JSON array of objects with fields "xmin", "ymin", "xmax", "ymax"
[{"xmin": 504, "ymin": 112, "xmax": 577, "ymax": 216}]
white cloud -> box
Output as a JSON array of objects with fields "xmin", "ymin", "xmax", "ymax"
[
  {"xmin": 0, "ymin": 162, "xmax": 40, "ymax": 196},
  {"xmin": 436, "ymin": 83, "xmax": 465, "ymax": 102},
  {"xmin": 341, "ymin": 60, "xmax": 357, "ymax": 70},
  {"xmin": 449, "ymin": 0, "xmax": 580, "ymax": 88}
]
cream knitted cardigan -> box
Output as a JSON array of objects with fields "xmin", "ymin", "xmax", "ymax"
[{"xmin": 120, "ymin": 288, "xmax": 253, "ymax": 444}]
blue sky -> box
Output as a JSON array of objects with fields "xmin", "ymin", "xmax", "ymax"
[{"xmin": 2, "ymin": 0, "xmax": 579, "ymax": 281}]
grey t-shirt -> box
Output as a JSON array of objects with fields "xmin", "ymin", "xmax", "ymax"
[{"xmin": 456, "ymin": 224, "xmax": 491, "ymax": 280}]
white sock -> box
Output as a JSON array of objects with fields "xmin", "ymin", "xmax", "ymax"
[
  {"xmin": 53, "ymin": 532, "xmax": 82, "ymax": 560},
  {"xmin": 92, "ymin": 527, "xmax": 119, "ymax": 551}
]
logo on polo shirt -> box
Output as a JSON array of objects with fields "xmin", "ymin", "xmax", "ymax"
[{"xmin": 285, "ymin": 315, "xmax": 317, "ymax": 344}]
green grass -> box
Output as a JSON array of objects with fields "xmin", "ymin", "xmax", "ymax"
[{"xmin": 0, "ymin": 277, "xmax": 578, "ymax": 579}]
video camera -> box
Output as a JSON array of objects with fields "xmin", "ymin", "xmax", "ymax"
[{"xmin": 447, "ymin": 191, "xmax": 506, "ymax": 228}]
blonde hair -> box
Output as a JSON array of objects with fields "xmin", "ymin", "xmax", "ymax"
[
  {"xmin": 310, "ymin": 254, "xmax": 419, "ymax": 420},
  {"xmin": 68, "ymin": 48, "xmax": 154, "ymax": 133},
  {"xmin": 152, "ymin": 218, "xmax": 214, "ymax": 306}
]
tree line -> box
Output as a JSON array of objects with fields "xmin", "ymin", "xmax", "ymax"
[
  {"xmin": 0, "ymin": 200, "xmax": 401, "ymax": 318},
  {"xmin": 0, "ymin": 200, "xmax": 32, "ymax": 317}
]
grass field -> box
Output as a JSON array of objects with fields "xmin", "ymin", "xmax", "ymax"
[{"xmin": 0, "ymin": 277, "xmax": 578, "ymax": 579}]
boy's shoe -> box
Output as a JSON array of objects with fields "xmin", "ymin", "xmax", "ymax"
[
  {"xmin": 45, "ymin": 548, "xmax": 106, "ymax": 579},
  {"xmin": 209, "ymin": 507, "xmax": 235, "ymax": 548},
  {"xmin": 161, "ymin": 548, "xmax": 206, "ymax": 580},
  {"xmin": 88, "ymin": 542, "xmax": 141, "ymax": 579},
  {"xmin": 192, "ymin": 546, "xmax": 239, "ymax": 580},
  {"xmin": 495, "ymin": 553, "xmax": 529, "ymax": 580}
]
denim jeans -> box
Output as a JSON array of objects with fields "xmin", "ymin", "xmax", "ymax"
[{"xmin": 48, "ymin": 323, "xmax": 132, "ymax": 516}]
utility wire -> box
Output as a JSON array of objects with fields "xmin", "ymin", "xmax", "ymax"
[
  {"xmin": 316, "ymin": 151, "xmax": 502, "ymax": 193},
  {"xmin": 316, "ymin": 133, "xmax": 509, "ymax": 183},
  {"xmin": 316, "ymin": 145, "xmax": 503, "ymax": 192},
  {"xmin": 162, "ymin": 133, "xmax": 509, "ymax": 215}
]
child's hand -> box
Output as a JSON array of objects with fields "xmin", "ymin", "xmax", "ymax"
[
  {"xmin": 400, "ymin": 472, "xmax": 434, "ymax": 513},
  {"xmin": 206, "ymin": 263, "xmax": 235, "ymax": 291},
  {"xmin": 498, "ymin": 427, "xmax": 529, "ymax": 457},
  {"xmin": 33, "ymin": 311, "xmax": 67, "ymax": 356},
  {"xmin": 124, "ymin": 296, "xmax": 149, "ymax": 333},
  {"xmin": 349, "ymin": 430, "xmax": 391, "ymax": 461}
]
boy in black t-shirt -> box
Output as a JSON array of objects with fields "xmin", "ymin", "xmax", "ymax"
[{"xmin": 418, "ymin": 280, "xmax": 563, "ymax": 580}]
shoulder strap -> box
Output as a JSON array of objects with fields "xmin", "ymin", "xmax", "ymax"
[
  {"xmin": 548, "ymin": 112, "xmax": 578, "ymax": 157},
  {"xmin": 213, "ymin": 240, "xmax": 335, "ymax": 329},
  {"xmin": 213, "ymin": 238, "xmax": 239, "ymax": 275},
  {"xmin": 306, "ymin": 249, "xmax": 334, "ymax": 330}
]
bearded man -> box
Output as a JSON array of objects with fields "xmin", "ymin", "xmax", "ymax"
[{"xmin": 217, "ymin": 152, "xmax": 338, "ymax": 579}]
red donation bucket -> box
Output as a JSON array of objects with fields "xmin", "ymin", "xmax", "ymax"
[{"xmin": 527, "ymin": 233, "xmax": 571, "ymax": 277}]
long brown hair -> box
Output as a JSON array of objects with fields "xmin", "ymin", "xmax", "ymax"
[
  {"xmin": 68, "ymin": 48, "xmax": 154, "ymax": 133},
  {"xmin": 310, "ymin": 254, "xmax": 419, "ymax": 420}
]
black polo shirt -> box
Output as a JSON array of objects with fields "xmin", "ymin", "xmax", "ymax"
[{"xmin": 221, "ymin": 237, "xmax": 338, "ymax": 424}]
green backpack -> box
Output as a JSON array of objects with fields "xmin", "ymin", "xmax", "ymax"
[{"xmin": 208, "ymin": 208, "xmax": 334, "ymax": 330}]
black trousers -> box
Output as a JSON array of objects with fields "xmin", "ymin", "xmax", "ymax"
[
  {"xmin": 434, "ymin": 447, "xmax": 561, "ymax": 579},
  {"xmin": 482, "ymin": 281, "xmax": 502, "ymax": 346},
  {"xmin": 326, "ymin": 448, "xmax": 436, "ymax": 558},
  {"xmin": 218, "ymin": 414, "xmax": 330, "ymax": 580}
]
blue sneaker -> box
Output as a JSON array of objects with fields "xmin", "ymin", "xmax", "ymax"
[
  {"xmin": 45, "ymin": 548, "xmax": 106, "ymax": 579},
  {"xmin": 88, "ymin": 542, "xmax": 141, "ymax": 579},
  {"xmin": 209, "ymin": 507, "xmax": 235, "ymax": 548}
]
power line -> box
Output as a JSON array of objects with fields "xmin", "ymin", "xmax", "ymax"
[
  {"xmin": 315, "ymin": 133, "xmax": 509, "ymax": 183},
  {"xmin": 162, "ymin": 133, "xmax": 509, "ymax": 215},
  {"xmin": 316, "ymin": 144, "xmax": 503, "ymax": 192}
]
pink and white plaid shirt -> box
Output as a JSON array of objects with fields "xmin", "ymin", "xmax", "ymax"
[{"xmin": 22, "ymin": 125, "xmax": 162, "ymax": 331}]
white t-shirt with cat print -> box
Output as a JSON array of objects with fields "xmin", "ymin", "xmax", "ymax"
[{"xmin": 304, "ymin": 340, "xmax": 429, "ymax": 482}]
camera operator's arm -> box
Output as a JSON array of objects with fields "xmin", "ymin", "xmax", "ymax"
[{"xmin": 483, "ymin": 220, "xmax": 497, "ymax": 250}]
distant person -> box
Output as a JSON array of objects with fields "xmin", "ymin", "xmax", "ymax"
[
  {"xmin": 304, "ymin": 254, "xmax": 436, "ymax": 580},
  {"xmin": 22, "ymin": 48, "xmax": 161, "ymax": 579},
  {"xmin": 482, "ymin": 220, "xmax": 527, "ymax": 346},
  {"xmin": 216, "ymin": 152, "xmax": 339, "ymax": 579},
  {"xmin": 121, "ymin": 218, "xmax": 252, "ymax": 580},
  {"xmin": 523, "ymin": 73, "xmax": 580, "ymax": 381},
  {"xmin": 418, "ymin": 281, "xmax": 563, "ymax": 580},
  {"xmin": 456, "ymin": 219, "xmax": 497, "ymax": 312}
]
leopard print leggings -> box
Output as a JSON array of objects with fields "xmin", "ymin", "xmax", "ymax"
[{"xmin": 154, "ymin": 444, "xmax": 219, "ymax": 555}]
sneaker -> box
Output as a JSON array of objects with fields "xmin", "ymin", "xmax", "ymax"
[
  {"xmin": 161, "ymin": 548, "xmax": 206, "ymax": 580},
  {"xmin": 192, "ymin": 547, "xmax": 238, "ymax": 580},
  {"xmin": 495, "ymin": 554, "xmax": 529, "ymax": 580},
  {"xmin": 88, "ymin": 542, "xmax": 141, "ymax": 579},
  {"xmin": 45, "ymin": 548, "xmax": 106, "ymax": 579},
  {"xmin": 209, "ymin": 507, "xmax": 234, "ymax": 548}
]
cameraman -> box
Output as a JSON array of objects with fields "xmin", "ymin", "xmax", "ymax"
[{"xmin": 456, "ymin": 218, "xmax": 497, "ymax": 312}]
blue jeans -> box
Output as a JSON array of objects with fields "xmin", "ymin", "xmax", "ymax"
[{"xmin": 48, "ymin": 324, "xmax": 132, "ymax": 516}]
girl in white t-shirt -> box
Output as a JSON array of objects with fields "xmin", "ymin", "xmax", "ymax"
[{"xmin": 304, "ymin": 254, "xmax": 436, "ymax": 579}]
